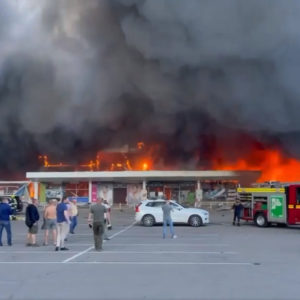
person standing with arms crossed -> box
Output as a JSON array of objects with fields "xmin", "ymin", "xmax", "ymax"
[
  {"xmin": 162, "ymin": 199, "xmax": 177, "ymax": 239},
  {"xmin": 88, "ymin": 198, "xmax": 107, "ymax": 251}
]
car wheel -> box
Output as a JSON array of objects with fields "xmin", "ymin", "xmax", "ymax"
[
  {"xmin": 142, "ymin": 215, "xmax": 155, "ymax": 227},
  {"xmin": 188, "ymin": 215, "xmax": 203, "ymax": 227},
  {"xmin": 254, "ymin": 213, "xmax": 268, "ymax": 227}
]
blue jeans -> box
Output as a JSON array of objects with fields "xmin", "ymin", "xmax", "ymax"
[
  {"xmin": 0, "ymin": 220, "xmax": 12, "ymax": 246},
  {"xmin": 163, "ymin": 217, "xmax": 174, "ymax": 238},
  {"xmin": 70, "ymin": 216, "xmax": 78, "ymax": 233}
]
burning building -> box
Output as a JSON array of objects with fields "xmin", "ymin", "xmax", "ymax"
[
  {"xmin": 29, "ymin": 143, "xmax": 259, "ymax": 205},
  {"xmin": 1, "ymin": 1, "xmax": 300, "ymax": 190}
]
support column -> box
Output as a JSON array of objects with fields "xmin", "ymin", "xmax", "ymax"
[
  {"xmin": 141, "ymin": 180, "xmax": 147, "ymax": 201},
  {"xmin": 34, "ymin": 181, "xmax": 39, "ymax": 200},
  {"xmin": 88, "ymin": 180, "xmax": 92, "ymax": 203},
  {"xmin": 197, "ymin": 180, "xmax": 201, "ymax": 190},
  {"xmin": 195, "ymin": 180, "xmax": 203, "ymax": 208}
]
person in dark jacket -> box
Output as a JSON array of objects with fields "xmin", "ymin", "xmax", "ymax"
[
  {"xmin": 0, "ymin": 198, "xmax": 13, "ymax": 246},
  {"xmin": 232, "ymin": 199, "xmax": 243, "ymax": 226},
  {"xmin": 25, "ymin": 198, "xmax": 40, "ymax": 246}
]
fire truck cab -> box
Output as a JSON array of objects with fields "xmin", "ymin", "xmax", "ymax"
[{"xmin": 238, "ymin": 184, "xmax": 300, "ymax": 227}]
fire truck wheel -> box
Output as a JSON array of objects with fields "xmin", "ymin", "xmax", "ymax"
[
  {"xmin": 142, "ymin": 214, "xmax": 155, "ymax": 227},
  {"xmin": 254, "ymin": 213, "xmax": 268, "ymax": 227}
]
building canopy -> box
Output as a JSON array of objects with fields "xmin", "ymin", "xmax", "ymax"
[{"xmin": 27, "ymin": 170, "xmax": 261, "ymax": 186}]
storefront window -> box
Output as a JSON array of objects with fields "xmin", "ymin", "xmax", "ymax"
[
  {"xmin": 45, "ymin": 183, "xmax": 63, "ymax": 202},
  {"xmin": 147, "ymin": 182, "xmax": 196, "ymax": 205},
  {"xmin": 64, "ymin": 182, "xmax": 89, "ymax": 201}
]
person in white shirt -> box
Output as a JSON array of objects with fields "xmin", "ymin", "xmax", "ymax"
[
  {"xmin": 102, "ymin": 200, "xmax": 111, "ymax": 240},
  {"xmin": 103, "ymin": 200, "xmax": 112, "ymax": 230},
  {"xmin": 69, "ymin": 199, "xmax": 78, "ymax": 234}
]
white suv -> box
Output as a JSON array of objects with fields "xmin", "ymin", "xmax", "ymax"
[{"xmin": 135, "ymin": 200, "xmax": 209, "ymax": 227}]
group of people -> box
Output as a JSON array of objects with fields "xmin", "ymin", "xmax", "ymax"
[
  {"xmin": 0, "ymin": 196, "xmax": 179, "ymax": 251},
  {"xmin": 0, "ymin": 196, "xmax": 113, "ymax": 252},
  {"xmin": 24, "ymin": 197, "xmax": 79, "ymax": 250},
  {"xmin": 0, "ymin": 197, "xmax": 79, "ymax": 249}
]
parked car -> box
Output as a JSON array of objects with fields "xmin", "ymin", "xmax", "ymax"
[
  {"xmin": 135, "ymin": 199, "xmax": 209, "ymax": 227},
  {"xmin": 0, "ymin": 196, "xmax": 24, "ymax": 214}
]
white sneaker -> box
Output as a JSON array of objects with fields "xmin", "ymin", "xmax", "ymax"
[{"xmin": 172, "ymin": 235, "xmax": 177, "ymax": 239}]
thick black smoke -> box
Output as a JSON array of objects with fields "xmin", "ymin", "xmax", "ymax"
[{"xmin": 1, "ymin": 0, "xmax": 300, "ymax": 175}]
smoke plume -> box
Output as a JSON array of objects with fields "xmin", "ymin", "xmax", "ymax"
[{"xmin": 1, "ymin": 0, "xmax": 300, "ymax": 175}]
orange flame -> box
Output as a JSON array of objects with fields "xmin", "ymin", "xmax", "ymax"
[
  {"xmin": 38, "ymin": 143, "xmax": 153, "ymax": 171},
  {"xmin": 38, "ymin": 143, "xmax": 300, "ymax": 182},
  {"xmin": 38, "ymin": 155, "xmax": 71, "ymax": 168},
  {"xmin": 213, "ymin": 149, "xmax": 300, "ymax": 182},
  {"xmin": 137, "ymin": 142, "xmax": 145, "ymax": 150}
]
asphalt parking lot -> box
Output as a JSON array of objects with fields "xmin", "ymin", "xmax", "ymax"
[{"xmin": 0, "ymin": 207, "xmax": 300, "ymax": 300}]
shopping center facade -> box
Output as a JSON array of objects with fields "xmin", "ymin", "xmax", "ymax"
[{"xmin": 26, "ymin": 170, "xmax": 260, "ymax": 207}]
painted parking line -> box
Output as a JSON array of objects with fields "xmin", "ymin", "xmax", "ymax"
[
  {"xmin": 0, "ymin": 243, "xmax": 229, "ymax": 248},
  {"xmin": 52, "ymin": 244, "xmax": 93, "ymax": 246},
  {"xmin": 14, "ymin": 233, "xmax": 219, "ymax": 237},
  {"xmin": 107, "ymin": 222, "xmax": 137, "ymax": 239},
  {"xmin": 116, "ymin": 232, "xmax": 219, "ymax": 235},
  {"xmin": 0, "ymin": 261, "xmax": 254, "ymax": 265},
  {"xmin": 112, "ymin": 238, "xmax": 223, "ymax": 241},
  {"xmin": 86, "ymin": 251, "xmax": 238, "ymax": 254},
  {"xmin": 71, "ymin": 261, "xmax": 252, "ymax": 265},
  {"xmin": 104, "ymin": 243, "xmax": 230, "ymax": 246},
  {"xmin": 0, "ymin": 249, "xmax": 234, "ymax": 255},
  {"xmin": 13, "ymin": 233, "xmax": 95, "ymax": 237},
  {"xmin": 62, "ymin": 221, "xmax": 137, "ymax": 263},
  {"xmin": 0, "ymin": 251, "xmax": 80, "ymax": 254},
  {"xmin": 113, "ymin": 234, "xmax": 220, "ymax": 237}
]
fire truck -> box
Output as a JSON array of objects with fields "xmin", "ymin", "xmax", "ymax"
[{"xmin": 237, "ymin": 183, "xmax": 300, "ymax": 227}]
